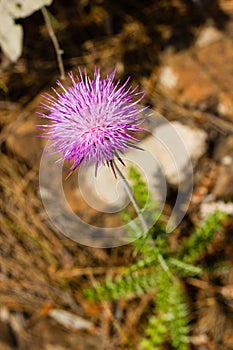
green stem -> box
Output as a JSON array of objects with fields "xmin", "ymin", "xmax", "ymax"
[
  {"xmin": 113, "ymin": 160, "xmax": 148, "ymax": 233},
  {"xmin": 113, "ymin": 160, "xmax": 172, "ymax": 277}
]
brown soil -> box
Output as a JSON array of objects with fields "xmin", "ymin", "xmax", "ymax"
[{"xmin": 0, "ymin": 1, "xmax": 233, "ymax": 349}]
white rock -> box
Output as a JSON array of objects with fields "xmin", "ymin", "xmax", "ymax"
[
  {"xmin": 82, "ymin": 121, "xmax": 207, "ymax": 212},
  {"xmin": 158, "ymin": 66, "xmax": 178, "ymax": 89},
  {"xmin": 222, "ymin": 155, "xmax": 232, "ymax": 166},
  {"xmin": 196, "ymin": 26, "xmax": 222, "ymax": 48},
  {"xmin": 49, "ymin": 309, "xmax": 93, "ymax": 331},
  {"xmin": 150, "ymin": 121, "xmax": 207, "ymax": 184},
  {"xmin": 200, "ymin": 201, "xmax": 233, "ymax": 218}
]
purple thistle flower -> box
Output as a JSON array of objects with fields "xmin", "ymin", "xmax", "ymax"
[{"xmin": 39, "ymin": 67, "xmax": 145, "ymax": 177}]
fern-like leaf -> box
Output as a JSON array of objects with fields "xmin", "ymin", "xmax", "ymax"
[{"xmin": 179, "ymin": 211, "xmax": 227, "ymax": 264}]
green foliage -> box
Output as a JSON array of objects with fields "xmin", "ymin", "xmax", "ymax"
[
  {"xmin": 179, "ymin": 210, "xmax": 227, "ymax": 265},
  {"xmin": 84, "ymin": 166, "xmax": 227, "ymax": 350},
  {"xmin": 128, "ymin": 166, "xmax": 149, "ymax": 208},
  {"xmin": 0, "ymin": 79, "xmax": 9, "ymax": 99},
  {"xmin": 168, "ymin": 258, "xmax": 202, "ymax": 276},
  {"xmin": 84, "ymin": 268, "xmax": 159, "ymax": 301},
  {"xmin": 141, "ymin": 271, "xmax": 189, "ymax": 350},
  {"xmin": 140, "ymin": 315, "xmax": 167, "ymax": 350},
  {"xmin": 168, "ymin": 280, "xmax": 189, "ymax": 350}
]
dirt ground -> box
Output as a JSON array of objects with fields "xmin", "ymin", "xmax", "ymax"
[{"xmin": 0, "ymin": 1, "xmax": 233, "ymax": 349}]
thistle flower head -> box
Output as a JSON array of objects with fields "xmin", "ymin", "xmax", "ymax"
[{"xmin": 39, "ymin": 67, "xmax": 145, "ymax": 176}]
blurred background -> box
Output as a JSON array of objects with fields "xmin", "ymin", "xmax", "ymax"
[{"xmin": 0, "ymin": 0, "xmax": 233, "ymax": 349}]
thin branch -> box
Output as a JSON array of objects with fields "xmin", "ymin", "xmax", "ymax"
[{"xmin": 41, "ymin": 6, "xmax": 65, "ymax": 80}]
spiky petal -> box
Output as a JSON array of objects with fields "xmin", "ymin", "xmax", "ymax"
[{"xmin": 39, "ymin": 67, "xmax": 145, "ymax": 176}]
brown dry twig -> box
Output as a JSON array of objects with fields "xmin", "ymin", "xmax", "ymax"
[{"xmin": 41, "ymin": 7, "xmax": 65, "ymax": 80}]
